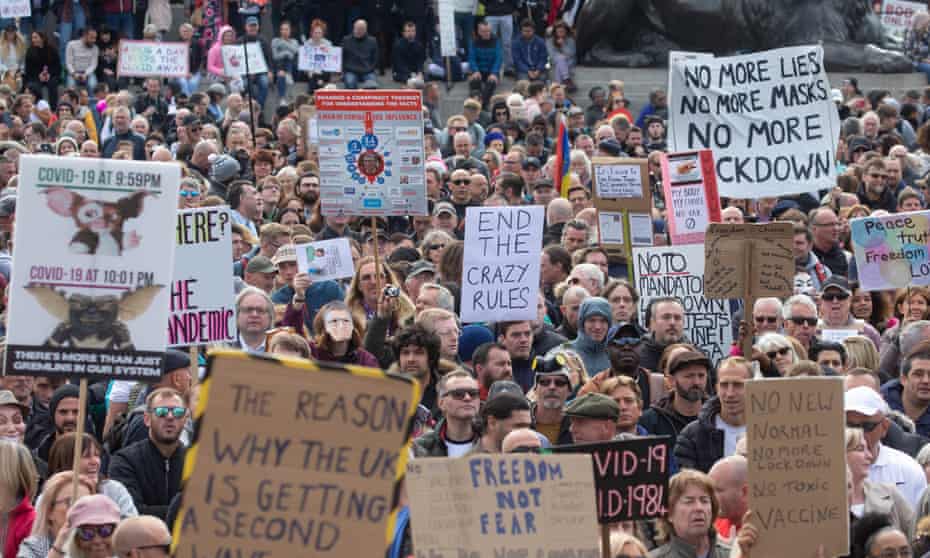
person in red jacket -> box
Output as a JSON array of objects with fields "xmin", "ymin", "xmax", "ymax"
[{"xmin": 0, "ymin": 440, "xmax": 37, "ymax": 558}]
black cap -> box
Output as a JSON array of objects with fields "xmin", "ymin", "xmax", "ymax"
[
  {"xmin": 522, "ymin": 157, "xmax": 541, "ymax": 170},
  {"xmin": 532, "ymin": 178, "xmax": 554, "ymax": 191},
  {"xmin": 847, "ymin": 136, "xmax": 872, "ymax": 153},
  {"xmin": 599, "ymin": 138, "xmax": 623, "ymax": 156},
  {"xmin": 820, "ymin": 275, "xmax": 851, "ymax": 295},
  {"xmin": 608, "ymin": 323, "xmax": 641, "ymax": 345},
  {"xmin": 164, "ymin": 349, "xmax": 191, "ymax": 373},
  {"xmin": 182, "ymin": 114, "xmax": 202, "ymax": 127}
]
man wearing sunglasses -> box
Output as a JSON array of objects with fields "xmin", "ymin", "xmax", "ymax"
[
  {"xmin": 109, "ymin": 387, "xmax": 188, "ymax": 520},
  {"xmin": 580, "ymin": 324, "xmax": 662, "ymax": 412},
  {"xmin": 817, "ymin": 276, "xmax": 881, "ymax": 349},
  {"xmin": 845, "ymin": 386, "xmax": 927, "ymax": 507},
  {"xmin": 532, "ymin": 355, "xmax": 573, "ymax": 445},
  {"xmin": 412, "ymin": 370, "xmax": 480, "ymax": 458},
  {"xmin": 782, "ymin": 294, "xmax": 820, "ymax": 354},
  {"xmin": 113, "ymin": 515, "xmax": 171, "ymax": 558}
]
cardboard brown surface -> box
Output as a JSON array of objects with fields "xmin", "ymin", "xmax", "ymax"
[
  {"xmin": 406, "ymin": 454, "xmax": 601, "ymax": 557},
  {"xmin": 591, "ymin": 157, "xmax": 652, "ymax": 214},
  {"xmin": 747, "ymin": 377, "xmax": 849, "ymax": 558},
  {"xmin": 171, "ymin": 351, "xmax": 418, "ymax": 558},
  {"xmin": 704, "ymin": 223, "xmax": 793, "ymax": 299}
]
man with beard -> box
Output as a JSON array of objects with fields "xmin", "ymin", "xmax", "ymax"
[
  {"xmin": 473, "ymin": 342, "xmax": 513, "ymax": 400},
  {"xmin": 390, "ymin": 324, "xmax": 444, "ymax": 414},
  {"xmin": 109, "ymin": 388, "xmax": 187, "ymax": 520},
  {"xmin": 637, "ymin": 297, "xmax": 687, "ymax": 373},
  {"xmin": 531, "ymin": 355, "xmax": 573, "ymax": 445},
  {"xmin": 296, "ymin": 173, "xmax": 320, "ymax": 220},
  {"xmin": 579, "ymin": 324, "xmax": 663, "ymax": 411},
  {"xmin": 639, "ymin": 349, "xmax": 708, "ymax": 439},
  {"xmin": 35, "ymin": 384, "xmax": 87, "ymax": 462},
  {"xmin": 474, "ymin": 393, "xmax": 532, "ymax": 453},
  {"xmin": 412, "ymin": 371, "xmax": 480, "ymax": 457},
  {"xmin": 857, "ymin": 158, "xmax": 897, "ymax": 213},
  {"xmin": 675, "ymin": 357, "xmax": 752, "ymax": 472},
  {"xmin": 498, "ymin": 321, "xmax": 535, "ymax": 393}
]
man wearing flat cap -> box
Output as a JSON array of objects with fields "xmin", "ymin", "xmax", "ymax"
[{"xmin": 565, "ymin": 393, "xmax": 619, "ymax": 444}]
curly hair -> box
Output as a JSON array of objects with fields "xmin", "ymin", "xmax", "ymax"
[{"xmin": 392, "ymin": 324, "xmax": 441, "ymax": 373}]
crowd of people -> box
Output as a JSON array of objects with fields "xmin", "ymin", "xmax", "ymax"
[{"xmin": 0, "ymin": 1, "xmax": 925, "ymax": 558}]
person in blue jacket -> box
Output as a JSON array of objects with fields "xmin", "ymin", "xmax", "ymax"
[
  {"xmin": 467, "ymin": 20, "xmax": 502, "ymax": 106},
  {"xmin": 512, "ymin": 19, "xmax": 547, "ymax": 81}
]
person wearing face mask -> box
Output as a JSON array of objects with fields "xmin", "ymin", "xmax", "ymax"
[
  {"xmin": 46, "ymin": 433, "xmax": 137, "ymax": 519},
  {"xmin": 308, "ymin": 301, "xmax": 379, "ymax": 367}
]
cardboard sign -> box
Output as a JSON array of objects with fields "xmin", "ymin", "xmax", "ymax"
[
  {"xmin": 882, "ymin": 0, "xmax": 927, "ymax": 42},
  {"xmin": 552, "ymin": 437, "xmax": 671, "ymax": 523},
  {"xmin": 0, "ymin": 0, "xmax": 29, "ymax": 19},
  {"xmin": 316, "ymin": 90, "xmax": 427, "ymax": 217},
  {"xmin": 668, "ymin": 45, "xmax": 840, "ymax": 199},
  {"xmin": 437, "ymin": 0, "xmax": 456, "ymax": 57},
  {"xmin": 747, "ymin": 377, "xmax": 849, "ymax": 558},
  {"xmin": 172, "ymin": 351, "xmax": 420, "ymax": 558},
  {"xmin": 406, "ymin": 454, "xmax": 600, "ymax": 557},
  {"xmin": 298, "ymin": 44, "xmax": 342, "ymax": 73},
  {"xmin": 850, "ymin": 210, "xmax": 930, "ymax": 291},
  {"xmin": 634, "ymin": 244, "xmax": 734, "ymax": 363},
  {"xmin": 591, "ymin": 157, "xmax": 651, "ymax": 213},
  {"xmin": 221, "ymin": 44, "xmax": 268, "ymax": 76},
  {"xmin": 460, "ymin": 205, "xmax": 544, "ymax": 323},
  {"xmin": 118, "ymin": 41, "xmax": 189, "ymax": 78},
  {"xmin": 662, "ymin": 149, "xmax": 722, "ymax": 245},
  {"xmin": 6, "ymin": 156, "xmax": 180, "ymax": 380},
  {"xmin": 168, "ymin": 208, "xmax": 235, "ymax": 347},
  {"xmin": 703, "ymin": 223, "xmax": 793, "ymax": 300},
  {"xmin": 294, "ymin": 238, "xmax": 354, "ymax": 282}
]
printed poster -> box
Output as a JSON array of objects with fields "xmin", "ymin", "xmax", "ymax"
[
  {"xmin": 882, "ymin": 0, "xmax": 927, "ymax": 43},
  {"xmin": 661, "ymin": 149, "xmax": 721, "ymax": 245},
  {"xmin": 294, "ymin": 238, "xmax": 354, "ymax": 281},
  {"xmin": 221, "ymin": 44, "xmax": 268, "ymax": 76},
  {"xmin": 298, "ymin": 45, "xmax": 342, "ymax": 73},
  {"xmin": 118, "ymin": 41, "xmax": 189, "ymax": 78},
  {"xmin": 6, "ymin": 156, "xmax": 180, "ymax": 380},
  {"xmin": 316, "ymin": 90, "xmax": 427, "ymax": 217}
]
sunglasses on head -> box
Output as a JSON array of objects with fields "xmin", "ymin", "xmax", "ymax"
[
  {"xmin": 537, "ymin": 376, "xmax": 569, "ymax": 388},
  {"xmin": 151, "ymin": 406, "xmax": 186, "ymax": 419},
  {"xmin": 443, "ymin": 388, "xmax": 479, "ymax": 400},
  {"xmin": 821, "ymin": 292, "xmax": 849, "ymax": 302},
  {"xmin": 754, "ymin": 315, "xmax": 778, "ymax": 324},
  {"xmin": 789, "ymin": 316, "xmax": 817, "ymax": 327},
  {"xmin": 77, "ymin": 524, "xmax": 115, "ymax": 541},
  {"xmin": 765, "ymin": 347, "xmax": 790, "ymax": 360}
]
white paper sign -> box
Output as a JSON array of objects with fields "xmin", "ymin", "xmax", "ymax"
[
  {"xmin": 461, "ymin": 205, "xmax": 544, "ymax": 323},
  {"xmin": 295, "ymin": 238, "xmax": 355, "ymax": 282},
  {"xmin": 595, "ymin": 164, "xmax": 643, "ymax": 199},
  {"xmin": 118, "ymin": 41, "xmax": 189, "ymax": 78},
  {"xmin": 820, "ymin": 329, "xmax": 858, "ymax": 344},
  {"xmin": 222, "ymin": 44, "xmax": 268, "ymax": 76},
  {"xmin": 668, "ymin": 45, "xmax": 840, "ymax": 199},
  {"xmin": 169, "ymin": 207, "xmax": 235, "ymax": 347},
  {"xmin": 298, "ymin": 45, "xmax": 342, "ymax": 73},
  {"xmin": 0, "ymin": 0, "xmax": 29, "ymax": 19},
  {"xmin": 438, "ymin": 0, "xmax": 457, "ymax": 57},
  {"xmin": 629, "ymin": 213, "xmax": 654, "ymax": 246},
  {"xmin": 882, "ymin": 0, "xmax": 927, "ymax": 42},
  {"xmin": 598, "ymin": 211, "xmax": 624, "ymax": 244}
]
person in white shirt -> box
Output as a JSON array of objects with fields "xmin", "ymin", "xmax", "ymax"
[{"xmin": 845, "ymin": 386, "xmax": 927, "ymax": 507}]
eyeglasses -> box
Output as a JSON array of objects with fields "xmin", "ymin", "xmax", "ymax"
[
  {"xmin": 847, "ymin": 420, "xmax": 882, "ymax": 432},
  {"xmin": 443, "ymin": 388, "xmax": 479, "ymax": 400},
  {"xmin": 239, "ymin": 306, "xmax": 268, "ymax": 314},
  {"xmin": 754, "ymin": 315, "xmax": 778, "ymax": 324},
  {"xmin": 151, "ymin": 406, "xmax": 187, "ymax": 419},
  {"xmin": 179, "ymin": 190, "xmax": 200, "ymax": 198},
  {"xmin": 789, "ymin": 316, "xmax": 817, "ymax": 327},
  {"xmin": 876, "ymin": 548, "xmax": 913, "ymax": 558},
  {"xmin": 765, "ymin": 347, "xmax": 791, "ymax": 360},
  {"xmin": 324, "ymin": 317, "xmax": 352, "ymax": 326},
  {"xmin": 868, "ymin": 173, "xmax": 887, "ymax": 179},
  {"xmin": 821, "ymin": 292, "xmax": 850, "ymax": 302},
  {"xmin": 133, "ymin": 544, "xmax": 171, "ymax": 554},
  {"xmin": 190, "ymin": 126, "xmax": 202, "ymax": 132},
  {"xmin": 537, "ymin": 377, "xmax": 569, "ymax": 388},
  {"xmin": 429, "ymin": 244, "xmax": 446, "ymax": 251},
  {"xmin": 452, "ymin": 179, "xmax": 470, "ymax": 185},
  {"xmin": 509, "ymin": 445, "xmax": 541, "ymax": 453},
  {"xmin": 77, "ymin": 524, "xmax": 116, "ymax": 541},
  {"xmin": 611, "ymin": 337, "xmax": 639, "ymax": 346},
  {"xmin": 813, "ymin": 221, "xmax": 841, "ymax": 228}
]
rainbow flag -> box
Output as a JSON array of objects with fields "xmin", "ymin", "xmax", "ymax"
[{"xmin": 554, "ymin": 113, "xmax": 572, "ymax": 197}]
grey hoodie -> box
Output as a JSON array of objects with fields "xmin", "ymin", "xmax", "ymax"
[{"xmin": 567, "ymin": 297, "xmax": 613, "ymax": 376}]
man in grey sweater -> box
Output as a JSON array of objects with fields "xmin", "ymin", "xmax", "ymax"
[{"xmin": 66, "ymin": 27, "xmax": 98, "ymax": 92}]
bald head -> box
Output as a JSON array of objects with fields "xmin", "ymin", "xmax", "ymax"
[
  {"xmin": 151, "ymin": 146, "xmax": 172, "ymax": 162},
  {"xmin": 502, "ymin": 428, "xmax": 542, "ymax": 453},
  {"xmin": 708, "ymin": 455, "xmax": 749, "ymax": 522},
  {"xmin": 113, "ymin": 516, "xmax": 171, "ymax": 555}
]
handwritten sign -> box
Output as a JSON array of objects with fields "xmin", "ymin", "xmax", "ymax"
[
  {"xmin": 595, "ymin": 163, "xmax": 643, "ymax": 199},
  {"xmin": 406, "ymin": 454, "xmax": 600, "ymax": 557},
  {"xmin": 294, "ymin": 238, "xmax": 354, "ymax": 282},
  {"xmin": 298, "ymin": 45, "xmax": 342, "ymax": 73},
  {"xmin": 747, "ymin": 377, "xmax": 848, "ymax": 558},
  {"xmin": 118, "ymin": 41, "xmax": 189, "ymax": 78},
  {"xmin": 5, "ymin": 156, "xmax": 179, "ymax": 380},
  {"xmin": 703, "ymin": 223, "xmax": 793, "ymax": 300},
  {"xmin": 168, "ymin": 208, "xmax": 234, "ymax": 347},
  {"xmin": 552, "ymin": 437, "xmax": 671, "ymax": 523},
  {"xmin": 172, "ymin": 351, "xmax": 419, "ymax": 558},
  {"xmin": 0, "ymin": 0, "xmax": 29, "ymax": 18},
  {"xmin": 850, "ymin": 210, "xmax": 930, "ymax": 291},
  {"xmin": 668, "ymin": 45, "xmax": 840, "ymax": 199},
  {"xmin": 882, "ymin": 0, "xmax": 927, "ymax": 42},
  {"xmin": 438, "ymin": 0, "xmax": 456, "ymax": 57},
  {"xmin": 635, "ymin": 244, "xmax": 734, "ymax": 364},
  {"xmin": 662, "ymin": 149, "xmax": 721, "ymax": 244},
  {"xmin": 461, "ymin": 205, "xmax": 544, "ymax": 323},
  {"xmin": 221, "ymin": 44, "xmax": 268, "ymax": 76}
]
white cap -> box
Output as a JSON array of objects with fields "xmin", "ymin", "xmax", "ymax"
[
  {"xmin": 831, "ymin": 89, "xmax": 843, "ymax": 103},
  {"xmin": 844, "ymin": 386, "xmax": 889, "ymax": 417}
]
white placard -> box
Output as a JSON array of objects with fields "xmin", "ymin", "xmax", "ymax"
[
  {"xmin": 820, "ymin": 329, "xmax": 858, "ymax": 344},
  {"xmin": 298, "ymin": 44, "xmax": 342, "ymax": 73},
  {"xmin": 461, "ymin": 205, "xmax": 544, "ymax": 323},
  {"xmin": 0, "ymin": 0, "xmax": 29, "ymax": 19},
  {"xmin": 629, "ymin": 212, "xmax": 654, "ymax": 246},
  {"xmin": 295, "ymin": 238, "xmax": 355, "ymax": 282},
  {"xmin": 598, "ymin": 211, "xmax": 624, "ymax": 244},
  {"xmin": 882, "ymin": 0, "xmax": 927, "ymax": 42},
  {"xmin": 118, "ymin": 41, "xmax": 189, "ymax": 78},
  {"xmin": 595, "ymin": 164, "xmax": 643, "ymax": 199},
  {"xmin": 222, "ymin": 44, "xmax": 268, "ymax": 76},
  {"xmin": 438, "ymin": 0, "xmax": 457, "ymax": 57}
]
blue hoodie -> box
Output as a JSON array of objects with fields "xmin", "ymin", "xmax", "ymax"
[{"xmin": 568, "ymin": 297, "xmax": 613, "ymax": 376}]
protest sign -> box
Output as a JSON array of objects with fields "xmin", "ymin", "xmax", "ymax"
[
  {"xmin": 460, "ymin": 205, "xmax": 544, "ymax": 323},
  {"xmin": 634, "ymin": 244, "xmax": 734, "ymax": 363},
  {"xmin": 661, "ymin": 149, "xmax": 721, "ymax": 244},
  {"xmin": 668, "ymin": 45, "xmax": 840, "ymax": 199},
  {"xmin": 703, "ymin": 223, "xmax": 794, "ymax": 300},
  {"xmin": 406, "ymin": 454, "xmax": 600, "ymax": 557},
  {"xmin": 298, "ymin": 44, "xmax": 342, "ymax": 73},
  {"xmin": 118, "ymin": 41, "xmax": 189, "ymax": 78},
  {"xmin": 592, "ymin": 157, "xmax": 652, "ymax": 273},
  {"xmin": 172, "ymin": 350, "xmax": 419, "ymax": 558},
  {"xmin": 552, "ymin": 437, "xmax": 671, "ymax": 523},
  {"xmin": 438, "ymin": 0, "xmax": 456, "ymax": 57},
  {"xmin": 168, "ymin": 208, "xmax": 234, "ymax": 347},
  {"xmin": 882, "ymin": 0, "xmax": 927, "ymax": 43},
  {"xmin": 295, "ymin": 237, "xmax": 354, "ymax": 282},
  {"xmin": 5, "ymin": 155, "xmax": 179, "ymax": 380},
  {"xmin": 221, "ymin": 44, "xmax": 268, "ymax": 76},
  {"xmin": 316, "ymin": 90, "xmax": 427, "ymax": 217},
  {"xmin": 0, "ymin": 0, "xmax": 29, "ymax": 18},
  {"xmin": 747, "ymin": 377, "xmax": 848, "ymax": 558},
  {"xmin": 850, "ymin": 209, "xmax": 930, "ymax": 291}
]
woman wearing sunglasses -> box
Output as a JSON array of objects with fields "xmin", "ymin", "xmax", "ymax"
[
  {"xmin": 176, "ymin": 178, "xmax": 203, "ymax": 210},
  {"xmin": 50, "ymin": 494, "xmax": 120, "ymax": 558},
  {"xmin": 18, "ymin": 472, "xmax": 95, "ymax": 558},
  {"xmin": 46, "ymin": 434, "xmax": 137, "ymax": 519},
  {"xmin": 754, "ymin": 333, "xmax": 799, "ymax": 376}
]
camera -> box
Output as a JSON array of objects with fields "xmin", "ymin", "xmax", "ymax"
[{"xmin": 383, "ymin": 285, "xmax": 400, "ymax": 298}]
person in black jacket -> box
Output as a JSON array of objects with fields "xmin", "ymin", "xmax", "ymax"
[
  {"xmin": 674, "ymin": 357, "xmax": 752, "ymax": 473},
  {"xmin": 391, "ymin": 21, "xmax": 425, "ymax": 83},
  {"xmin": 639, "ymin": 349, "xmax": 708, "ymax": 440},
  {"xmin": 342, "ymin": 19, "xmax": 379, "ymax": 89},
  {"xmin": 23, "ymin": 31, "xmax": 60, "ymax": 109},
  {"xmin": 108, "ymin": 387, "xmax": 187, "ymax": 520}
]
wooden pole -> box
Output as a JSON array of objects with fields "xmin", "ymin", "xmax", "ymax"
[
  {"xmin": 71, "ymin": 378, "xmax": 88, "ymax": 501},
  {"xmin": 189, "ymin": 345, "xmax": 199, "ymax": 386},
  {"xmin": 371, "ymin": 216, "xmax": 382, "ymax": 295},
  {"xmin": 623, "ymin": 210, "xmax": 634, "ymax": 284},
  {"xmin": 742, "ymin": 240, "xmax": 754, "ymax": 359},
  {"xmin": 600, "ymin": 524, "xmax": 611, "ymax": 558},
  {"xmin": 445, "ymin": 57, "xmax": 453, "ymax": 92}
]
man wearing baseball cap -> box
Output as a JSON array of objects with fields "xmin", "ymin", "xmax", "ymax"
[
  {"xmin": 580, "ymin": 323, "xmax": 662, "ymax": 411},
  {"xmin": 639, "ymin": 349, "xmax": 709, "ymax": 440},
  {"xmin": 845, "ymin": 386, "xmax": 926, "ymax": 507},
  {"xmin": 564, "ymin": 393, "xmax": 620, "ymax": 444},
  {"xmin": 532, "ymin": 355, "xmax": 573, "ymax": 445}
]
